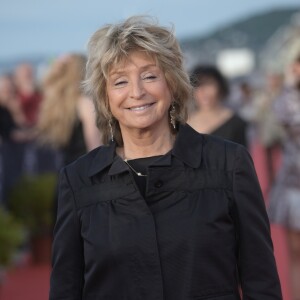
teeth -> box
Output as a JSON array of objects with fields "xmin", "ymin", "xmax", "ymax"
[{"xmin": 129, "ymin": 104, "xmax": 152, "ymax": 111}]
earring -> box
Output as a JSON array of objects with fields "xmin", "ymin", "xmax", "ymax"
[
  {"xmin": 108, "ymin": 117, "xmax": 114, "ymax": 142},
  {"xmin": 170, "ymin": 102, "xmax": 176, "ymax": 129}
]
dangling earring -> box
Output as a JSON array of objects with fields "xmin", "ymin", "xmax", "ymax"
[
  {"xmin": 108, "ymin": 117, "xmax": 114, "ymax": 142},
  {"xmin": 170, "ymin": 102, "xmax": 176, "ymax": 129}
]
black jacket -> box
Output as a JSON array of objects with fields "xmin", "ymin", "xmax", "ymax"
[{"xmin": 49, "ymin": 123, "xmax": 282, "ymax": 300}]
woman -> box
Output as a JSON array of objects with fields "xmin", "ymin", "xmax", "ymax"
[
  {"xmin": 0, "ymin": 74, "xmax": 26, "ymax": 135},
  {"xmin": 37, "ymin": 53, "xmax": 101, "ymax": 222},
  {"xmin": 50, "ymin": 17, "xmax": 282, "ymax": 300},
  {"xmin": 188, "ymin": 65, "xmax": 248, "ymax": 147},
  {"xmin": 268, "ymin": 54, "xmax": 300, "ymax": 300},
  {"xmin": 0, "ymin": 74, "xmax": 28, "ymax": 206},
  {"xmin": 37, "ymin": 53, "xmax": 101, "ymax": 166},
  {"xmin": 14, "ymin": 63, "xmax": 42, "ymax": 127}
]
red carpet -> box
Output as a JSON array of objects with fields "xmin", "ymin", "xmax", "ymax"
[
  {"xmin": 0, "ymin": 140, "xmax": 291, "ymax": 300},
  {"xmin": 271, "ymin": 224, "xmax": 291, "ymax": 300},
  {"xmin": 0, "ymin": 261, "xmax": 50, "ymax": 300},
  {"xmin": 251, "ymin": 140, "xmax": 291, "ymax": 300}
]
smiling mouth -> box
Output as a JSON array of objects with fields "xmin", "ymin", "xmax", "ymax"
[{"xmin": 127, "ymin": 103, "xmax": 155, "ymax": 111}]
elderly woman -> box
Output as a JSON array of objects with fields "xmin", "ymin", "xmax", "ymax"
[{"xmin": 49, "ymin": 16, "xmax": 282, "ymax": 300}]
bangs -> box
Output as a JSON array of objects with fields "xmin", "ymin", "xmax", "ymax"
[{"xmin": 102, "ymin": 37, "xmax": 159, "ymax": 80}]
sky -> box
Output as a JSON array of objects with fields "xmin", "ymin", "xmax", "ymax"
[{"xmin": 1, "ymin": 0, "xmax": 300, "ymax": 61}]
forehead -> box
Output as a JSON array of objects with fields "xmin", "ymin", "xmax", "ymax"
[
  {"xmin": 195, "ymin": 78, "xmax": 218, "ymax": 87},
  {"xmin": 108, "ymin": 51, "xmax": 158, "ymax": 75}
]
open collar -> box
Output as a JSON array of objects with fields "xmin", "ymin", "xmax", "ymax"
[{"xmin": 87, "ymin": 123, "xmax": 203, "ymax": 177}]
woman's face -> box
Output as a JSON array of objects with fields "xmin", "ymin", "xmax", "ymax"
[
  {"xmin": 107, "ymin": 51, "xmax": 172, "ymax": 133},
  {"xmin": 193, "ymin": 81, "xmax": 220, "ymax": 109},
  {"xmin": 0, "ymin": 76, "xmax": 14, "ymax": 104}
]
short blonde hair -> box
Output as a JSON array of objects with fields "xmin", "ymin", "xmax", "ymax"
[{"xmin": 84, "ymin": 16, "xmax": 191, "ymax": 145}]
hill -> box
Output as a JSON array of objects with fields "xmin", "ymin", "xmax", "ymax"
[{"xmin": 180, "ymin": 7, "xmax": 300, "ymax": 70}]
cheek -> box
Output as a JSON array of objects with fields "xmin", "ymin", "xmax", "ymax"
[
  {"xmin": 195, "ymin": 86, "xmax": 218, "ymax": 102},
  {"xmin": 161, "ymin": 89, "xmax": 172, "ymax": 105},
  {"xmin": 206, "ymin": 87, "xmax": 219, "ymax": 100},
  {"xmin": 156, "ymin": 80, "xmax": 172, "ymax": 103},
  {"xmin": 294, "ymin": 66, "xmax": 300, "ymax": 78},
  {"xmin": 107, "ymin": 98, "xmax": 122, "ymax": 121},
  {"xmin": 107, "ymin": 89, "xmax": 124, "ymax": 111},
  {"xmin": 194, "ymin": 88, "xmax": 206, "ymax": 102}
]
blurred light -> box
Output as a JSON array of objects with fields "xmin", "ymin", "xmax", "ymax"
[{"xmin": 217, "ymin": 48, "xmax": 255, "ymax": 78}]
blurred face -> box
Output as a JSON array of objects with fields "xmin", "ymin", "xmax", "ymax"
[
  {"xmin": 266, "ymin": 74, "xmax": 283, "ymax": 91},
  {"xmin": 292, "ymin": 61, "xmax": 300, "ymax": 85},
  {"xmin": 14, "ymin": 63, "xmax": 34, "ymax": 84},
  {"xmin": 193, "ymin": 81, "xmax": 220, "ymax": 109},
  {"xmin": 107, "ymin": 51, "xmax": 172, "ymax": 133},
  {"xmin": 0, "ymin": 76, "xmax": 14, "ymax": 103}
]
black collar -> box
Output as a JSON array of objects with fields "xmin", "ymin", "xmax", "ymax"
[{"xmin": 87, "ymin": 123, "xmax": 203, "ymax": 177}]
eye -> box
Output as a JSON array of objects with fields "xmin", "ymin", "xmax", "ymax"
[
  {"xmin": 114, "ymin": 80, "xmax": 127, "ymax": 87},
  {"xmin": 143, "ymin": 75, "xmax": 157, "ymax": 81}
]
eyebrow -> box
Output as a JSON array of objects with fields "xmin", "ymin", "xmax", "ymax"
[{"xmin": 109, "ymin": 64, "xmax": 158, "ymax": 76}]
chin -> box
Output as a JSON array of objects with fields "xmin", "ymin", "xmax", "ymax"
[
  {"xmin": 131, "ymin": 123, "xmax": 156, "ymax": 130},
  {"xmin": 126, "ymin": 119, "xmax": 166, "ymax": 131}
]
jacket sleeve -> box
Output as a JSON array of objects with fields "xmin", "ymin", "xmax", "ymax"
[
  {"xmin": 49, "ymin": 168, "xmax": 84, "ymax": 300},
  {"xmin": 232, "ymin": 145, "xmax": 282, "ymax": 300}
]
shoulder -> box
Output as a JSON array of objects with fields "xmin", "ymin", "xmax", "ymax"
[
  {"xmin": 231, "ymin": 113, "xmax": 247, "ymax": 126},
  {"xmin": 62, "ymin": 144, "xmax": 109, "ymax": 189},
  {"xmin": 201, "ymin": 133, "xmax": 245, "ymax": 171},
  {"xmin": 77, "ymin": 96, "xmax": 95, "ymax": 120},
  {"xmin": 179, "ymin": 123, "xmax": 245, "ymax": 171},
  {"xmin": 221, "ymin": 112, "xmax": 248, "ymax": 130}
]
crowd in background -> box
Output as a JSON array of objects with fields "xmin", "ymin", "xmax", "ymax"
[
  {"xmin": 0, "ymin": 56, "xmax": 101, "ymax": 208},
  {"xmin": 0, "ymin": 50, "xmax": 300, "ymax": 298}
]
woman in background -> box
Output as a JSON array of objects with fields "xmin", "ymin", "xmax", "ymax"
[
  {"xmin": 0, "ymin": 74, "xmax": 26, "ymax": 141},
  {"xmin": 188, "ymin": 65, "xmax": 248, "ymax": 147},
  {"xmin": 0, "ymin": 74, "xmax": 28, "ymax": 206},
  {"xmin": 268, "ymin": 54, "xmax": 300, "ymax": 300},
  {"xmin": 37, "ymin": 53, "xmax": 101, "ymax": 222},
  {"xmin": 14, "ymin": 63, "xmax": 42, "ymax": 127},
  {"xmin": 37, "ymin": 53, "xmax": 101, "ymax": 166}
]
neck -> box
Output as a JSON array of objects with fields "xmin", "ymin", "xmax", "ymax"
[{"xmin": 117, "ymin": 123, "xmax": 175, "ymax": 159}]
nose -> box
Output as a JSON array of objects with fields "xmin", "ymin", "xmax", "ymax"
[{"xmin": 130, "ymin": 78, "xmax": 145, "ymax": 100}]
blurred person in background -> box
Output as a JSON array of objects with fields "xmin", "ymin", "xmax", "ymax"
[
  {"xmin": 268, "ymin": 54, "xmax": 300, "ymax": 300},
  {"xmin": 36, "ymin": 53, "xmax": 101, "ymax": 224},
  {"xmin": 37, "ymin": 53, "xmax": 101, "ymax": 167},
  {"xmin": 0, "ymin": 74, "xmax": 29, "ymax": 206},
  {"xmin": 188, "ymin": 65, "xmax": 248, "ymax": 147},
  {"xmin": 0, "ymin": 74, "xmax": 26, "ymax": 138},
  {"xmin": 49, "ymin": 16, "xmax": 281, "ymax": 300},
  {"xmin": 252, "ymin": 73, "xmax": 285, "ymax": 189},
  {"xmin": 233, "ymin": 81, "xmax": 260, "ymax": 146},
  {"xmin": 14, "ymin": 63, "xmax": 42, "ymax": 127},
  {"xmin": 12, "ymin": 63, "xmax": 45, "ymax": 177},
  {"xmin": 236, "ymin": 81, "xmax": 255, "ymax": 122}
]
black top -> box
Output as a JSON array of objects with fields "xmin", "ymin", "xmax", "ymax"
[
  {"xmin": 211, "ymin": 113, "xmax": 248, "ymax": 147},
  {"xmin": 126, "ymin": 155, "xmax": 164, "ymax": 198},
  {"xmin": 50, "ymin": 123, "xmax": 282, "ymax": 300},
  {"xmin": 0, "ymin": 106, "xmax": 17, "ymax": 141},
  {"xmin": 62, "ymin": 120, "xmax": 87, "ymax": 166}
]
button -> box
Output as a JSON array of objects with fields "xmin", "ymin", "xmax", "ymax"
[{"xmin": 154, "ymin": 180, "xmax": 163, "ymax": 188}]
